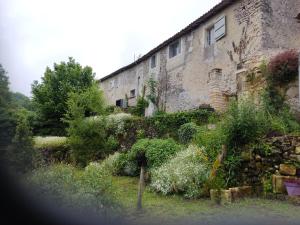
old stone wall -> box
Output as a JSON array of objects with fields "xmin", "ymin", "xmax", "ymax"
[
  {"xmin": 240, "ymin": 135, "xmax": 300, "ymax": 189},
  {"xmin": 100, "ymin": 0, "xmax": 300, "ymax": 113}
]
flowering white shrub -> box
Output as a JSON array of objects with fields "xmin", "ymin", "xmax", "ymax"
[
  {"xmin": 150, "ymin": 145, "xmax": 210, "ymax": 199},
  {"xmin": 107, "ymin": 113, "xmax": 132, "ymax": 135},
  {"xmin": 34, "ymin": 136, "xmax": 68, "ymax": 149},
  {"xmin": 96, "ymin": 152, "xmax": 121, "ymax": 175}
]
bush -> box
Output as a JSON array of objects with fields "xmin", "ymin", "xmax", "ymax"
[
  {"xmin": 130, "ymin": 97, "xmax": 149, "ymax": 117},
  {"xmin": 268, "ymin": 49, "xmax": 299, "ymax": 85},
  {"xmin": 194, "ymin": 125, "xmax": 226, "ymax": 163},
  {"xmin": 150, "ymin": 145, "xmax": 210, "ymax": 199},
  {"xmin": 6, "ymin": 109, "xmax": 36, "ymax": 172},
  {"xmin": 98, "ymin": 152, "xmax": 121, "ymax": 175},
  {"xmin": 33, "ymin": 136, "xmax": 70, "ymax": 164},
  {"xmin": 222, "ymin": 100, "xmax": 268, "ymax": 149},
  {"xmin": 128, "ymin": 138, "xmax": 181, "ymax": 170},
  {"xmin": 26, "ymin": 164, "xmax": 118, "ymax": 212},
  {"xmin": 178, "ymin": 122, "xmax": 199, "ymax": 144},
  {"xmin": 113, "ymin": 152, "xmax": 139, "ymax": 176},
  {"xmin": 146, "ymin": 109, "xmax": 213, "ymax": 139},
  {"xmin": 68, "ymin": 117, "xmax": 111, "ymax": 167},
  {"xmin": 106, "ymin": 113, "xmax": 133, "ymax": 135}
]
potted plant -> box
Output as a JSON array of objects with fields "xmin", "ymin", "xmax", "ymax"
[{"xmin": 284, "ymin": 179, "xmax": 300, "ymax": 196}]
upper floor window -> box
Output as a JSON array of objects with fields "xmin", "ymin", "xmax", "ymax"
[
  {"xmin": 130, "ymin": 89, "xmax": 136, "ymax": 98},
  {"xmin": 169, "ymin": 40, "xmax": 181, "ymax": 58},
  {"xmin": 206, "ymin": 16, "xmax": 226, "ymax": 46},
  {"xmin": 150, "ymin": 55, "xmax": 156, "ymax": 68},
  {"xmin": 207, "ymin": 27, "xmax": 215, "ymax": 46}
]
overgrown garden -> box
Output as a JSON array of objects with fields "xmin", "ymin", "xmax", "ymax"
[{"xmin": 1, "ymin": 50, "xmax": 300, "ymax": 216}]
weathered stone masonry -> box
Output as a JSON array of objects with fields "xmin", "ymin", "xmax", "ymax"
[{"xmin": 99, "ymin": 0, "xmax": 300, "ymax": 114}]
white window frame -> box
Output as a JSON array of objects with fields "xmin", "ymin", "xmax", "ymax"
[{"xmin": 207, "ymin": 26, "xmax": 215, "ymax": 46}]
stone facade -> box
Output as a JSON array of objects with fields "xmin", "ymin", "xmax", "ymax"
[{"xmin": 99, "ymin": 0, "xmax": 300, "ymax": 114}]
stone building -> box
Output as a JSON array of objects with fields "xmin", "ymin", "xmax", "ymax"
[{"xmin": 99, "ymin": 0, "xmax": 300, "ymax": 114}]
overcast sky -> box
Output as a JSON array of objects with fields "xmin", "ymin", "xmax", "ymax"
[{"xmin": 0, "ymin": 0, "xmax": 221, "ymax": 96}]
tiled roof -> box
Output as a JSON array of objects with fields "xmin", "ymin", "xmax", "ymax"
[{"xmin": 99, "ymin": 0, "xmax": 236, "ymax": 82}]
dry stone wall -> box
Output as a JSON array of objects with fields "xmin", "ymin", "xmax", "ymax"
[{"xmin": 240, "ymin": 135, "xmax": 300, "ymax": 189}]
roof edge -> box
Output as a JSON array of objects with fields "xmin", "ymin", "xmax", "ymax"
[{"xmin": 99, "ymin": 0, "xmax": 236, "ymax": 82}]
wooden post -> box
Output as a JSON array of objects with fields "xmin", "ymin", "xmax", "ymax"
[
  {"xmin": 137, "ymin": 165, "xmax": 145, "ymax": 210},
  {"xmin": 298, "ymin": 52, "xmax": 300, "ymax": 105}
]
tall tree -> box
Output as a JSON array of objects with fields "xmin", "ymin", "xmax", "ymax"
[
  {"xmin": 0, "ymin": 64, "xmax": 15, "ymax": 155},
  {"xmin": 31, "ymin": 57, "xmax": 95, "ymax": 135}
]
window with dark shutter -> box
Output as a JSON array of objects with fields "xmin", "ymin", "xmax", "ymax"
[{"xmin": 214, "ymin": 16, "xmax": 226, "ymax": 41}]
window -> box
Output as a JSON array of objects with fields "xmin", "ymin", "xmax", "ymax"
[
  {"xmin": 296, "ymin": 13, "xmax": 300, "ymax": 23},
  {"xmin": 206, "ymin": 16, "xmax": 226, "ymax": 46},
  {"xmin": 130, "ymin": 89, "xmax": 136, "ymax": 98},
  {"xmin": 150, "ymin": 55, "xmax": 156, "ymax": 68},
  {"xmin": 169, "ymin": 40, "xmax": 181, "ymax": 58},
  {"xmin": 207, "ymin": 27, "xmax": 215, "ymax": 46},
  {"xmin": 116, "ymin": 99, "xmax": 124, "ymax": 107}
]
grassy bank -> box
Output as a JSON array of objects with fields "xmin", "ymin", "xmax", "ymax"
[{"xmin": 112, "ymin": 176, "xmax": 300, "ymax": 224}]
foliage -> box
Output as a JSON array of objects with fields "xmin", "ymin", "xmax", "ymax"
[
  {"xmin": 6, "ymin": 109, "xmax": 35, "ymax": 172},
  {"xmin": 268, "ymin": 49, "xmax": 299, "ymax": 85},
  {"xmin": 26, "ymin": 164, "xmax": 118, "ymax": 212},
  {"xmin": 222, "ymin": 100, "xmax": 268, "ymax": 149},
  {"xmin": 97, "ymin": 152, "xmax": 121, "ymax": 175},
  {"xmin": 146, "ymin": 75, "xmax": 160, "ymax": 111},
  {"xmin": 113, "ymin": 152, "xmax": 139, "ymax": 177},
  {"xmin": 130, "ymin": 86, "xmax": 149, "ymax": 117},
  {"xmin": 263, "ymin": 174, "xmax": 273, "ymax": 194},
  {"xmin": 65, "ymin": 85, "xmax": 109, "ymax": 167},
  {"xmin": 128, "ymin": 138, "xmax": 181, "ymax": 170},
  {"xmin": 146, "ymin": 109, "xmax": 213, "ymax": 139},
  {"xmin": 33, "ymin": 136, "xmax": 71, "ymax": 164},
  {"xmin": 10, "ymin": 92, "xmax": 32, "ymax": 110},
  {"xmin": 106, "ymin": 113, "xmax": 133, "ymax": 136},
  {"xmin": 150, "ymin": 145, "xmax": 210, "ymax": 199},
  {"xmin": 65, "ymin": 84, "xmax": 105, "ymax": 121},
  {"xmin": 0, "ymin": 64, "xmax": 16, "ymax": 152},
  {"xmin": 67, "ymin": 117, "xmax": 110, "ymax": 167},
  {"xmin": 194, "ymin": 125, "xmax": 226, "ymax": 163},
  {"xmin": 31, "ymin": 57, "xmax": 95, "ymax": 135},
  {"xmin": 178, "ymin": 122, "xmax": 199, "ymax": 144}
]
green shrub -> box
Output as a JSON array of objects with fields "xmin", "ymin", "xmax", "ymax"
[
  {"xmin": 178, "ymin": 122, "xmax": 199, "ymax": 144},
  {"xmin": 6, "ymin": 109, "xmax": 36, "ymax": 172},
  {"xmin": 222, "ymin": 100, "xmax": 268, "ymax": 149},
  {"xmin": 130, "ymin": 97, "xmax": 149, "ymax": 117},
  {"xmin": 26, "ymin": 164, "xmax": 118, "ymax": 212},
  {"xmin": 194, "ymin": 125, "xmax": 226, "ymax": 163},
  {"xmin": 98, "ymin": 152, "xmax": 121, "ymax": 175},
  {"xmin": 128, "ymin": 138, "xmax": 181, "ymax": 169},
  {"xmin": 150, "ymin": 145, "xmax": 210, "ymax": 199},
  {"xmin": 146, "ymin": 109, "xmax": 213, "ymax": 138},
  {"xmin": 112, "ymin": 152, "xmax": 139, "ymax": 176},
  {"xmin": 67, "ymin": 117, "xmax": 109, "ymax": 167}
]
